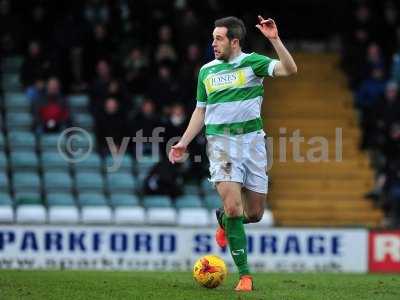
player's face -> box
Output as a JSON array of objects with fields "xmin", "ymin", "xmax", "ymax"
[{"xmin": 212, "ymin": 27, "xmax": 232, "ymax": 60}]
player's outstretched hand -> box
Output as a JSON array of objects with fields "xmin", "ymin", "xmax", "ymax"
[
  {"xmin": 256, "ymin": 15, "xmax": 278, "ymax": 40},
  {"xmin": 168, "ymin": 142, "xmax": 187, "ymax": 164}
]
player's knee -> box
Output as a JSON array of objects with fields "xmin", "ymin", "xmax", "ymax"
[
  {"xmin": 247, "ymin": 211, "xmax": 264, "ymax": 223},
  {"xmin": 224, "ymin": 204, "xmax": 242, "ymax": 217}
]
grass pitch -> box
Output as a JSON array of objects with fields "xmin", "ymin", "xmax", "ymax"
[{"xmin": 0, "ymin": 270, "xmax": 399, "ymax": 300}]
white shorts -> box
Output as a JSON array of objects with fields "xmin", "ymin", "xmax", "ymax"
[{"xmin": 207, "ymin": 131, "xmax": 268, "ymax": 194}]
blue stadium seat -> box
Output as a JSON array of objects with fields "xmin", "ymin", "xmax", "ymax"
[
  {"xmin": 16, "ymin": 204, "xmax": 46, "ymax": 223},
  {"xmin": 15, "ymin": 191, "xmax": 42, "ymax": 205},
  {"xmin": 8, "ymin": 131, "xmax": 36, "ymax": 150},
  {"xmin": 0, "ymin": 193, "xmax": 13, "ymax": 223},
  {"xmin": 10, "ymin": 151, "xmax": 39, "ymax": 171},
  {"xmin": 0, "ymin": 134, "xmax": 5, "ymax": 150},
  {"xmin": 142, "ymin": 195, "xmax": 171, "ymax": 208},
  {"xmin": 12, "ymin": 172, "xmax": 41, "ymax": 192},
  {"xmin": 204, "ymin": 194, "xmax": 221, "ymax": 209},
  {"xmin": 4, "ymin": 92, "xmax": 29, "ymax": 112},
  {"xmin": 6, "ymin": 112, "xmax": 33, "ymax": 129},
  {"xmin": 47, "ymin": 193, "xmax": 76, "ymax": 206},
  {"xmin": 75, "ymin": 171, "xmax": 104, "ymax": 192},
  {"xmin": 77, "ymin": 192, "xmax": 108, "ymax": 206},
  {"xmin": 43, "ymin": 171, "xmax": 73, "ymax": 192},
  {"xmin": 0, "ymin": 172, "xmax": 9, "ymax": 192},
  {"xmin": 110, "ymin": 194, "xmax": 140, "ymax": 207},
  {"xmin": 73, "ymin": 113, "xmax": 94, "ymax": 129},
  {"xmin": 0, "ymin": 153, "xmax": 8, "ymax": 170},
  {"xmin": 147, "ymin": 207, "xmax": 177, "ymax": 225},
  {"xmin": 107, "ymin": 172, "xmax": 136, "ymax": 193},
  {"xmin": 40, "ymin": 133, "xmax": 65, "ymax": 150},
  {"xmin": 41, "ymin": 151, "xmax": 70, "ymax": 171},
  {"xmin": 72, "ymin": 153, "xmax": 102, "ymax": 171},
  {"xmin": 69, "ymin": 94, "xmax": 89, "ymax": 109},
  {"xmin": 105, "ymin": 155, "xmax": 133, "ymax": 172},
  {"xmin": 175, "ymin": 195, "xmax": 203, "ymax": 209}
]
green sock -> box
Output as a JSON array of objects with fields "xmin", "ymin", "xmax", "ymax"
[{"xmin": 225, "ymin": 216, "xmax": 250, "ymax": 276}]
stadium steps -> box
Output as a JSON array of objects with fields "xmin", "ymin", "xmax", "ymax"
[{"xmin": 263, "ymin": 53, "xmax": 383, "ymax": 227}]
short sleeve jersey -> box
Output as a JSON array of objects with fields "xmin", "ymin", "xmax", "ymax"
[{"xmin": 196, "ymin": 52, "xmax": 278, "ymax": 136}]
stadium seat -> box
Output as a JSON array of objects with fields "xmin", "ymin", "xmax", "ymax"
[
  {"xmin": 209, "ymin": 209, "xmax": 219, "ymax": 226},
  {"xmin": 114, "ymin": 206, "xmax": 146, "ymax": 224},
  {"xmin": 8, "ymin": 131, "xmax": 36, "ymax": 150},
  {"xmin": 201, "ymin": 178, "xmax": 215, "ymax": 194},
  {"xmin": 142, "ymin": 195, "xmax": 172, "ymax": 208},
  {"xmin": 10, "ymin": 151, "xmax": 39, "ymax": 170},
  {"xmin": 12, "ymin": 172, "xmax": 41, "ymax": 192},
  {"xmin": 175, "ymin": 195, "xmax": 203, "ymax": 209},
  {"xmin": 0, "ymin": 193, "xmax": 13, "ymax": 223},
  {"xmin": 183, "ymin": 182, "xmax": 201, "ymax": 195},
  {"xmin": 78, "ymin": 192, "xmax": 112, "ymax": 223},
  {"xmin": 204, "ymin": 194, "xmax": 221, "ymax": 209},
  {"xmin": 0, "ymin": 133, "xmax": 5, "ymax": 150},
  {"xmin": 15, "ymin": 191, "xmax": 42, "ymax": 205},
  {"xmin": 110, "ymin": 193, "xmax": 140, "ymax": 206},
  {"xmin": 105, "ymin": 155, "xmax": 133, "ymax": 172},
  {"xmin": 2, "ymin": 73, "xmax": 21, "ymax": 92},
  {"xmin": 46, "ymin": 193, "xmax": 79, "ymax": 224},
  {"xmin": 147, "ymin": 207, "xmax": 177, "ymax": 225},
  {"xmin": 4, "ymin": 92, "xmax": 28, "ymax": 112},
  {"xmin": 75, "ymin": 171, "xmax": 104, "ymax": 192},
  {"xmin": 0, "ymin": 152, "xmax": 8, "ymax": 170},
  {"xmin": 135, "ymin": 156, "xmax": 159, "ymax": 175},
  {"xmin": 40, "ymin": 133, "xmax": 65, "ymax": 150},
  {"xmin": 16, "ymin": 204, "xmax": 46, "ymax": 223},
  {"xmin": 6, "ymin": 112, "xmax": 33, "ymax": 129},
  {"xmin": 43, "ymin": 171, "xmax": 73, "ymax": 192},
  {"xmin": 107, "ymin": 172, "xmax": 136, "ymax": 193},
  {"xmin": 41, "ymin": 151, "xmax": 70, "ymax": 171},
  {"xmin": 2, "ymin": 57, "xmax": 23, "ymax": 73},
  {"xmin": 69, "ymin": 94, "xmax": 89, "ymax": 110},
  {"xmin": 47, "ymin": 193, "xmax": 76, "ymax": 206},
  {"xmin": 177, "ymin": 208, "xmax": 210, "ymax": 226},
  {"xmin": 77, "ymin": 192, "xmax": 108, "ymax": 206},
  {"xmin": 73, "ymin": 113, "xmax": 94, "ymax": 129},
  {"xmin": 48, "ymin": 206, "xmax": 80, "ymax": 224},
  {"xmin": 72, "ymin": 153, "xmax": 102, "ymax": 171},
  {"xmin": 0, "ymin": 172, "xmax": 9, "ymax": 192}
]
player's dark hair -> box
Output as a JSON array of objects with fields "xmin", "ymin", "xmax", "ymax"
[{"xmin": 214, "ymin": 16, "xmax": 246, "ymax": 46}]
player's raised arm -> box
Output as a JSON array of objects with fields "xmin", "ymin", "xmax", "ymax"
[{"xmin": 256, "ymin": 15, "xmax": 297, "ymax": 76}]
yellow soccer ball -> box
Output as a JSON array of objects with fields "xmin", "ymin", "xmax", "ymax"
[{"xmin": 193, "ymin": 255, "xmax": 228, "ymax": 288}]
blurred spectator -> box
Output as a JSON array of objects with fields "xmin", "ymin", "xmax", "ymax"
[
  {"xmin": 95, "ymin": 96, "xmax": 128, "ymax": 155},
  {"xmin": 147, "ymin": 64, "xmax": 180, "ymax": 111},
  {"xmin": 84, "ymin": 0, "xmax": 109, "ymax": 25},
  {"xmin": 355, "ymin": 67, "xmax": 386, "ymax": 149},
  {"xmin": 33, "ymin": 77, "xmax": 70, "ymax": 133},
  {"xmin": 130, "ymin": 98, "xmax": 162, "ymax": 157},
  {"xmin": 89, "ymin": 59, "xmax": 112, "ymax": 114},
  {"xmin": 143, "ymin": 159, "xmax": 184, "ymax": 197},
  {"xmin": 367, "ymin": 82, "xmax": 400, "ymax": 153},
  {"xmin": 26, "ymin": 78, "xmax": 46, "ymax": 104},
  {"xmin": 20, "ymin": 41, "xmax": 50, "ymax": 88},
  {"xmin": 154, "ymin": 25, "xmax": 177, "ymax": 64},
  {"xmin": 123, "ymin": 47, "xmax": 149, "ymax": 95}
]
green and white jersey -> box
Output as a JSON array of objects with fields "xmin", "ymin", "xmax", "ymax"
[{"xmin": 196, "ymin": 52, "xmax": 278, "ymax": 136}]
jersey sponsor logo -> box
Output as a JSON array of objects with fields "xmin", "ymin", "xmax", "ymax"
[{"xmin": 204, "ymin": 68, "xmax": 247, "ymax": 94}]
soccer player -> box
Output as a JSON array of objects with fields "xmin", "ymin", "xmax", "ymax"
[{"xmin": 169, "ymin": 15, "xmax": 297, "ymax": 291}]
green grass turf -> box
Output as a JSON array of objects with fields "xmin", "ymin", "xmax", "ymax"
[{"xmin": 0, "ymin": 271, "xmax": 399, "ymax": 300}]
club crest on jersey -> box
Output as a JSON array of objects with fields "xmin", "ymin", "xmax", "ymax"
[{"xmin": 204, "ymin": 68, "xmax": 247, "ymax": 94}]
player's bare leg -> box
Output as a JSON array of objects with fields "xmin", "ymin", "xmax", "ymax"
[
  {"xmin": 242, "ymin": 188, "xmax": 266, "ymax": 223},
  {"xmin": 216, "ymin": 182, "xmax": 253, "ymax": 291}
]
